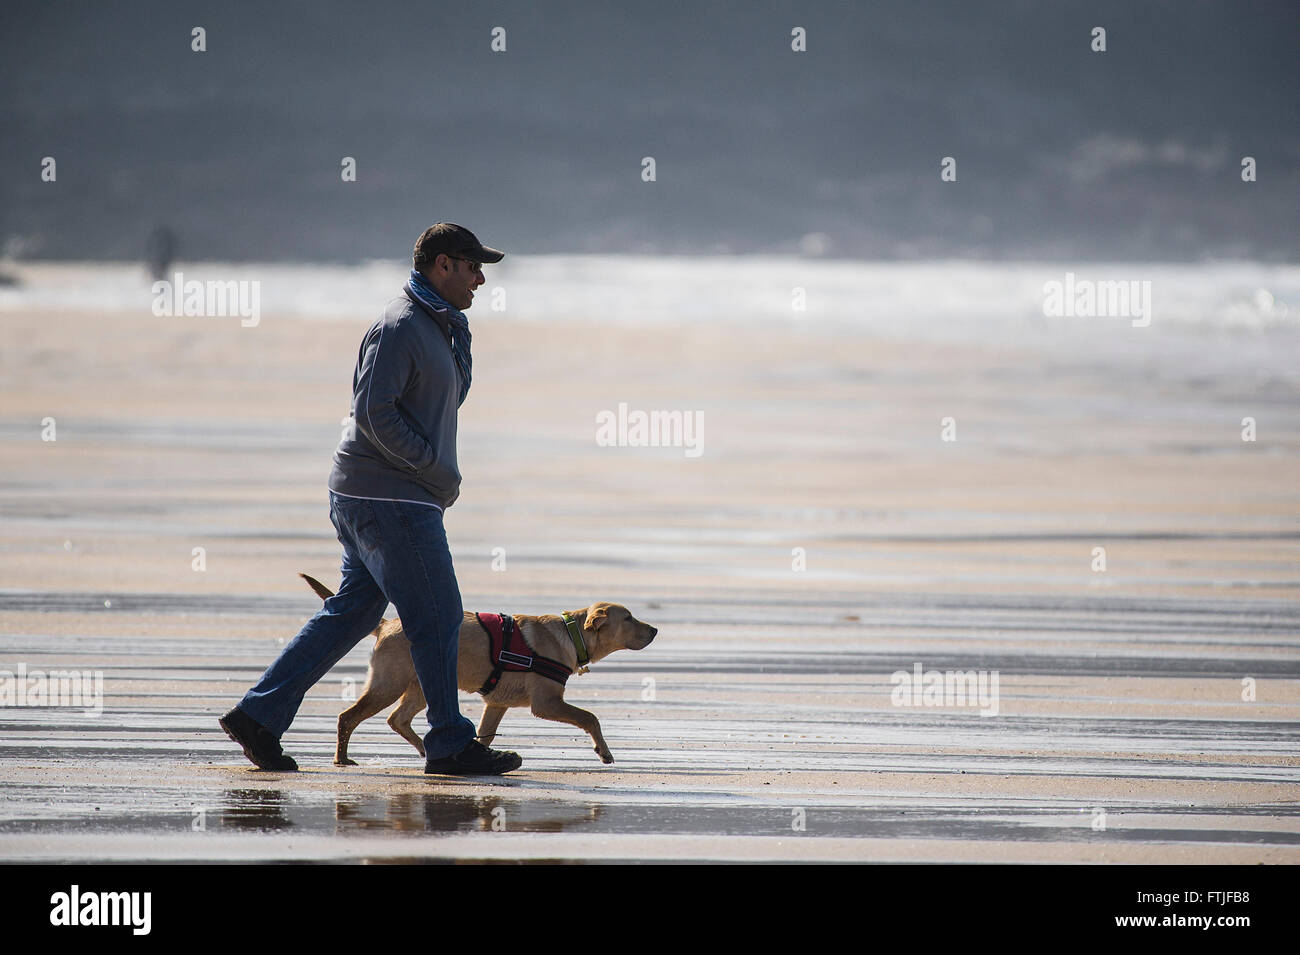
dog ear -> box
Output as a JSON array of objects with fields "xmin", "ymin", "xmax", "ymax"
[{"xmin": 584, "ymin": 604, "xmax": 609, "ymax": 632}]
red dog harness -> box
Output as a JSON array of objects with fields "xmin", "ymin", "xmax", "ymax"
[{"xmin": 475, "ymin": 612, "xmax": 572, "ymax": 696}]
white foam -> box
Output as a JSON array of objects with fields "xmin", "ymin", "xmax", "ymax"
[{"xmin": 2, "ymin": 256, "xmax": 1296, "ymax": 369}]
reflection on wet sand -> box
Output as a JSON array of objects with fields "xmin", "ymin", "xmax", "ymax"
[{"xmin": 331, "ymin": 792, "xmax": 601, "ymax": 834}]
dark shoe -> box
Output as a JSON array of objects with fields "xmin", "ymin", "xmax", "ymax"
[
  {"xmin": 219, "ymin": 707, "xmax": 298, "ymax": 771},
  {"xmin": 424, "ymin": 739, "xmax": 522, "ymax": 776}
]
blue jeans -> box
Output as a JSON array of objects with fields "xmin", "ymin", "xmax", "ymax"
[{"xmin": 237, "ymin": 491, "xmax": 475, "ymax": 760}]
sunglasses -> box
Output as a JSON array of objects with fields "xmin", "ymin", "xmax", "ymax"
[{"xmin": 446, "ymin": 254, "xmax": 483, "ymax": 272}]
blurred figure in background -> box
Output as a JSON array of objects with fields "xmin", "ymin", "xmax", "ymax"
[{"xmin": 144, "ymin": 226, "xmax": 175, "ymax": 281}]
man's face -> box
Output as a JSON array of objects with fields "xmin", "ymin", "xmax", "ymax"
[{"xmin": 429, "ymin": 253, "xmax": 485, "ymax": 310}]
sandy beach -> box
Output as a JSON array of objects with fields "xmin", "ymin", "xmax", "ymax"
[{"xmin": 1, "ymin": 260, "xmax": 1297, "ymax": 863}]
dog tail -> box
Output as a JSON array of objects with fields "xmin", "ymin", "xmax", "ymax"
[{"xmin": 300, "ymin": 573, "xmax": 336, "ymax": 602}]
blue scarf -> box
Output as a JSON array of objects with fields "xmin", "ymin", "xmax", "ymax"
[{"xmin": 404, "ymin": 269, "xmax": 472, "ymax": 407}]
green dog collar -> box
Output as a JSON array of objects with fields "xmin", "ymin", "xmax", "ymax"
[{"xmin": 562, "ymin": 611, "xmax": 591, "ymax": 674}]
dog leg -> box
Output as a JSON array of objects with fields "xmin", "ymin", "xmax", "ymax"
[
  {"xmin": 336, "ymin": 633, "xmax": 420, "ymax": 765},
  {"xmin": 476, "ymin": 703, "xmax": 508, "ymax": 747},
  {"xmin": 337, "ymin": 683, "xmax": 406, "ymax": 765},
  {"xmin": 530, "ymin": 688, "xmax": 615, "ymax": 764},
  {"xmin": 386, "ymin": 679, "xmax": 428, "ymax": 758}
]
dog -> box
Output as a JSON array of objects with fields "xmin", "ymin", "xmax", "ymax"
[{"xmin": 297, "ymin": 574, "xmax": 657, "ymax": 766}]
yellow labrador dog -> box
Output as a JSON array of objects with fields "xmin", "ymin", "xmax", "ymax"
[{"xmin": 297, "ymin": 575, "xmax": 657, "ymax": 766}]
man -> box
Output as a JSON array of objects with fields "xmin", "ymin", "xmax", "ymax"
[{"xmin": 220, "ymin": 223, "xmax": 521, "ymax": 775}]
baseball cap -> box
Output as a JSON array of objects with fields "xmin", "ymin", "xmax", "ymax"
[{"xmin": 413, "ymin": 223, "xmax": 505, "ymax": 267}]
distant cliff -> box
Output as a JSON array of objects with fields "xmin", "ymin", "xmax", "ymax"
[{"xmin": 2, "ymin": 0, "xmax": 1296, "ymax": 263}]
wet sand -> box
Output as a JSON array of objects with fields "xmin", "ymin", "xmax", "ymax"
[{"xmin": 1, "ymin": 290, "xmax": 1298, "ymax": 863}]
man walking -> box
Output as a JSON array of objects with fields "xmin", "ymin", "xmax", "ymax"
[{"xmin": 220, "ymin": 223, "xmax": 521, "ymax": 776}]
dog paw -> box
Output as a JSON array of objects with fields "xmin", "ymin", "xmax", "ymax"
[
  {"xmin": 334, "ymin": 757, "xmax": 357, "ymax": 767},
  {"xmin": 598, "ymin": 748, "xmax": 614, "ymax": 764}
]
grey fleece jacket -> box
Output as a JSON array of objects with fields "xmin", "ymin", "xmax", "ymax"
[{"xmin": 328, "ymin": 291, "xmax": 463, "ymax": 509}]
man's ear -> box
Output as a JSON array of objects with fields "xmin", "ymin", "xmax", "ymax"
[{"xmin": 584, "ymin": 604, "xmax": 608, "ymax": 633}]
